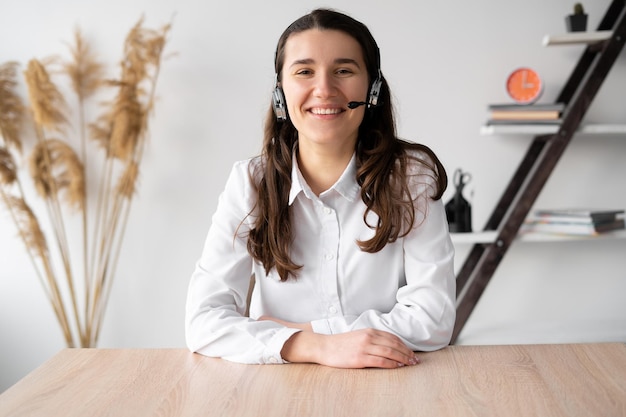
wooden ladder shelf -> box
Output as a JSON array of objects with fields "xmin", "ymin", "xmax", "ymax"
[{"xmin": 452, "ymin": 0, "xmax": 626, "ymax": 343}]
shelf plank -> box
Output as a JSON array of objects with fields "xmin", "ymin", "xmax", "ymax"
[
  {"xmin": 451, "ymin": 231, "xmax": 497, "ymax": 244},
  {"xmin": 542, "ymin": 31, "xmax": 613, "ymax": 46},
  {"xmin": 577, "ymin": 124, "xmax": 626, "ymax": 134},
  {"xmin": 480, "ymin": 124, "xmax": 559, "ymax": 135},
  {"xmin": 518, "ymin": 229, "xmax": 626, "ymax": 242},
  {"xmin": 451, "ymin": 229, "xmax": 626, "ymax": 245},
  {"xmin": 480, "ymin": 123, "xmax": 626, "ymax": 136}
]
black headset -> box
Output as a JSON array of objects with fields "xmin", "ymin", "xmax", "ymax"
[
  {"xmin": 272, "ymin": 75, "xmax": 288, "ymax": 122},
  {"xmin": 272, "ymin": 69, "xmax": 383, "ymax": 122}
]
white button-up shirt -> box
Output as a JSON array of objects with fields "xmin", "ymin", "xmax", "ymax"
[{"xmin": 185, "ymin": 151, "xmax": 456, "ymax": 364}]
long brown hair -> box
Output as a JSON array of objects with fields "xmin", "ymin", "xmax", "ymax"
[{"xmin": 246, "ymin": 9, "xmax": 447, "ymax": 281}]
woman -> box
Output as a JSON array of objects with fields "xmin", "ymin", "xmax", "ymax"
[{"xmin": 185, "ymin": 8, "xmax": 455, "ymax": 369}]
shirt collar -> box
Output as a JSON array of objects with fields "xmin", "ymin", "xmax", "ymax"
[{"xmin": 288, "ymin": 152, "xmax": 360, "ymax": 205}]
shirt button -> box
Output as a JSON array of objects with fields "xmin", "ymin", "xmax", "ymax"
[
  {"xmin": 323, "ymin": 207, "xmax": 332, "ymax": 215},
  {"xmin": 324, "ymin": 253, "xmax": 334, "ymax": 261},
  {"xmin": 269, "ymin": 357, "xmax": 279, "ymax": 364},
  {"xmin": 329, "ymin": 306, "xmax": 337, "ymax": 314}
]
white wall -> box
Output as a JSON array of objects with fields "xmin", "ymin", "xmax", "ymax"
[{"xmin": 1, "ymin": 0, "xmax": 624, "ymax": 391}]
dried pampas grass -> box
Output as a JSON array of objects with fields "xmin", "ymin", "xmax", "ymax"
[
  {"xmin": 64, "ymin": 28, "xmax": 105, "ymax": 102},
  {"xmin": 24, "ymin": 59, "xmax": 68, "ymax": 132},
  {"xmin": 0, "ymin": 147, "xmax": 17, "ymax": 185},
  {"xmin": 116, "ymin": 160, "xmax": 139, "ymax": 198},
  {"xmin": 100, "ymin": 81, "xmax": 144, "ymax": 161},
  {"xmin": 0, "ymin": 62, "xmax": 25, "ymax": 152},
  {"xmin": 4, "ymin": 195, "xmax": 49, "ymax": 259},
  {"xmin": 0, "ymin": 16, "xmax": 171, "ymax": 348},
  {"xmin": 30, "ymin": 139, "xmax": 85, "ymax": 210}
]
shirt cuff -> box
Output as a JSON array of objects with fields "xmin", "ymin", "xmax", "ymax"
[
  {"xmin": 264, "ymin": 327, "xmax": 302, "ymax": 364},
  {"xmin": 310, "ymin": 319, "xmax": 333, "ymax": 335}
]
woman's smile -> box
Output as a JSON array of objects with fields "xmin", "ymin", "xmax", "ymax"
[{"xmin": 309, "ymin": 107, "xmax": 344, "ymax": 115}]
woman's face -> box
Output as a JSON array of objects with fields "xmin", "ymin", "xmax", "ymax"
[{"xmin": 280, "ymin": 29, "xmax": 370, "ymax": 153}]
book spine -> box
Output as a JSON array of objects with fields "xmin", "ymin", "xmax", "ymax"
[
  {"xmin": 487, "ymin": 103, "xmax": 565, "ymax": 111},
  {"xmin": 490, "ymin": 110, "xmax": 561, "ymax": 120}
]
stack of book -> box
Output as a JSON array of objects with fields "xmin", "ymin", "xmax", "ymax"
[
  {"xmin": 486, "ymin": 103, "xmax": 565, "ymax": 125},
  {"xmin": 522, "ymin": 208, "xmax": 625, "ymax": 236}
]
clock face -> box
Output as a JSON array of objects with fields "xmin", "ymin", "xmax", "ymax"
[{"xmin": 506, "ymin": 67, "xmax": 543, "ymax": 104}]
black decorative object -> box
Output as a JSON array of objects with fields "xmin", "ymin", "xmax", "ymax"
[
  {"xmin": 566, "ymin": 3, "xmax": 588, "ymax": 32},
  {"xmin": 445, "ymin": 169, "xmax": 473, "ymax": 233}
]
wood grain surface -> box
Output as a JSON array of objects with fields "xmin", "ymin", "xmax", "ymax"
[{"xmin": 1, "ymin": 343, "xmax": 625, "ymax": 417}]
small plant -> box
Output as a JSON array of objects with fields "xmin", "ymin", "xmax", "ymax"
[
  {"xmin": 566, "ymin": 3, "xmax": 588, "ymax": 32},
  {"xmin": 573, "ymin": 3, "xmax": 584, "ymax": 15}
]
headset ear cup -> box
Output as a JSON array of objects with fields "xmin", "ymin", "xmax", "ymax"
[
  {"xmin": 272, "ymin": 86, "xmax": 287, "ymax": 121},
  {"xmin": 367, "ymin": 75, "xmax": 383, "ymax": 108}
]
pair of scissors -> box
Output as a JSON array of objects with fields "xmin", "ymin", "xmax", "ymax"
[{"xmin": 453, "ymin": 169, "xmax": 471, "ymax": 190}]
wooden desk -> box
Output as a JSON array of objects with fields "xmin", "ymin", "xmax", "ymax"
[{"xmin": 1, "ymin": 343, "xmax": 625, "ymax": 417}]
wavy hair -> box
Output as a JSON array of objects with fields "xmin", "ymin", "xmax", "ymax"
[{"xmin": 246, "ymin": 9, "xmax": 447, "ymax": 281}]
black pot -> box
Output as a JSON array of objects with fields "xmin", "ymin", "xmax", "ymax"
[{"xmin": 566, "ymin": 14, "xmax": 588, "ymax": 32}]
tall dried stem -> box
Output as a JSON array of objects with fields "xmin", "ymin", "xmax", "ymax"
[
  {"xmin": 0, "ymin": 190, "xmax": 74, "ymax": 347},
  {"xmin": 24, "ymin": 59, "xmax": 84, "ymax": 346},
  {"xmin": 1, "ymin": 63, "xmax": 75, "ymax": 345},
  {"xmin": 88, "ymin": 18, "xmax": 171, "ymax": 344},
  {"xmin": 64, "ymin": 27, "xmax": 105, "ymax": 335}
]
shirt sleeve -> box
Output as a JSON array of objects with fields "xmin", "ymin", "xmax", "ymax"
[
  {"xmin": 310, "ymin": 197, "xmax": 456, "ymax": 351},
  {"xmin": 185, "ymin": 160, "xmax": 301, "ymax": 364}
]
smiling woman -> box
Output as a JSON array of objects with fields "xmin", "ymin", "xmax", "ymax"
[{"xmin": 185, "ymin": 8, "xmax": 455, "ymax": 369}]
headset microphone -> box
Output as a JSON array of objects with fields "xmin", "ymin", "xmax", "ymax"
[
  {"xmin": 347, "ymin": 101, "xmax": 383, "ymax": 109},
  {"xmin": 347, "ymin": 101, "xmax": 368, "ymax": 109},
  {"xmin": 347, "ymin": 70, "xmax": 383, "ymax": 110}
]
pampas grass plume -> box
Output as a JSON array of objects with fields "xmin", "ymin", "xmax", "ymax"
[
  {"xmin": 29, "ymin": 139, "xmax": 85, "ymax": 210},
  {"xmin": 0, "ymin": 147, "xmax": 17, "ymax": 185},
  {"xmin": 23, "ymin": 59, "xmax": 68, "ymax": 132},
  {"xmin": 0, "ymin": 62, "xmax": 25, "ymax": 152},
  {"xmin": 64, "ymin": 28, "xmax": 105, "ymax": 101}
]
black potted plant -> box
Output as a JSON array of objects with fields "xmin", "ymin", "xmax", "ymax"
[{"xmin": 566, "ymin": 3, "xmax": 588, "ymax": 32}]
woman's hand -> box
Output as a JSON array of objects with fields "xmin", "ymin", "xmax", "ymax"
[{"xmin": 280, "ymin": 328, "xmax": 420, "ymax": 369}]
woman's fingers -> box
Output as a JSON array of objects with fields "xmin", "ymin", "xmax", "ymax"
[
  {"xmin": 318, "ymin": 329, "xmax": 420, "ymax": 369},
  {"xmin": 361, "ymin": 329, "xmax": 420, "ymax": 366}
]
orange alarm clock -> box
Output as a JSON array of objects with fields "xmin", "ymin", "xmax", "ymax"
[{"xmin": 506, "ymin": 67, "xmax": 543, "ymax": 104}]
